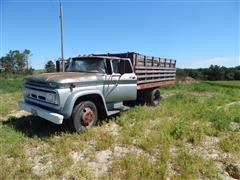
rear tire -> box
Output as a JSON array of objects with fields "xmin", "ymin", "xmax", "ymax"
[
  {"xmin": 149, "ymin": 88, "xmax": 161, "ymax": 106},
  {"xmin": 70, "ymin": 101, "xmax": 98, "ymax": 132}
]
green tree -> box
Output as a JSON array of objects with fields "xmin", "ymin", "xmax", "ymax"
[
  {"xmin": 0, "ymin": 49, "xmax": 31, "ymax": 73},
  {"xmin": 45, "ymin": 60, "xmax": 55, "ymax": 72},
  {"xmin": 16, "ymin": 49, "xmax": 31, "ymax": 72},
  {"xmin": 207, "ymin": 65, "xmax": 225, "ymax": 80},
  {"xmin": 176, "ymin": 68, "xmax": 188, "ymax": 78},
  {"xmin": 234, "ymin": 70, "xmax": 240, "ymax": 80}
]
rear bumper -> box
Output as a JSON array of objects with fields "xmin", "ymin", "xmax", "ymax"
[{"xmin": 18, "ymin": 100, "xmax": 64, "ymax": 124}]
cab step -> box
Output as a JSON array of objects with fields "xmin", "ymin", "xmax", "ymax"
[
  {"xmin": 106, "ymin": 102, "xmax": 130, "ymax": 116},
  {"xmin": 114, "ymin": 105, "xmax": 130, "ymax": 111},
  {"xmin": 107, "ymin": 110, "xmax": 120, "ymax": 116}
]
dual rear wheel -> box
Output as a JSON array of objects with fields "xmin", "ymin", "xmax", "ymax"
[
  {"xmin": 137, "ymin": 88, "xmax": 161, "ymax": 106},
  {"xmin": 149, "ymin": 88, "xmax": 161, "ymax": 106}
]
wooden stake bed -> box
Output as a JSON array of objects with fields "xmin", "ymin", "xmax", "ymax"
[{"xmin": 93, "ymin": 52, "xmax": 176, "ymax": 90}]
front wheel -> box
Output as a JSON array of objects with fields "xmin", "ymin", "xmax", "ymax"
[{"xmin": 70, "ymin": 101, "xmax": 98, "ymax": 132}]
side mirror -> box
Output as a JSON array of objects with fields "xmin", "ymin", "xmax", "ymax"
[
  {"xmin": 56, "ymin": 60, "xmax": 70, "ymax": 72},
  {"xmin": 56, "ymin": 60, "xmax": 60, "ymax": 72},
  {"xmin": 119, "ymin": 60, "xmax": 125, "ymax": 75}
]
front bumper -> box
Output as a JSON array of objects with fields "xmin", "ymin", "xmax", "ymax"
[{"xmin": 18, "ymin": 100, "xmax": 64, "ymax": 124}]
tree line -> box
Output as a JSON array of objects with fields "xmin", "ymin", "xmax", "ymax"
[
  {"xmin": 1, "ymin": 50, "xmax": 239, "ymax": 81},
  {"xmin": 177, "ymin": 65, "xmax": 240, "ymax": 80},
  {"xmin": 0, "ymin": 49, "xmax": 66, "ymax": 74},
  {"xmin": 0, "ymin": 49, "xmax": 34, "ymax": 74}
]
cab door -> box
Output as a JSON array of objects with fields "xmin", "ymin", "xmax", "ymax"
[{"xmin": 103, "ymin": 59, "xmax": 137, "ymax": 102}]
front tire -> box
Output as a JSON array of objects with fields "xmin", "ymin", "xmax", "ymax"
[{"xmin": 70, "ymin": 101, "xmax": 98, "ymax": 132}]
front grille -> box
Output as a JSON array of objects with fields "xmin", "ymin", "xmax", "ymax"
[
  {"xmin": 38, "ymin": 95, "xmax": 46, "ymax": 101},
  {"xmin": 27, "ymin": 88, "xmax": 53, "ymax": 103},
  {"xmin": 24, "ymin": 82, "xmax": 58, "ymax": 105},
  {"xmin": 29, "ymin": 92, "xmax": 48, "ymax": 102}
]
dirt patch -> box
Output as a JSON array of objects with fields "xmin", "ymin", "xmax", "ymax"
[
  {"xmin": 25, "ymin": 143, "xmax": 53, "ymax": 176},
  {"xmin": 217, "ymin": 101, "xmax": 240, "ymax": 110},
  {"xmin": 229, "ymin": 122, "xmax": 240, "ymax": 132},
  {"xmin": 69, "ymin": 144, "xmax": 156, "ymax": 178},
  {"xmin": 102, "ymin": 123, "xmax": 121, "ymax": 136},
  {"xmin": 166, "ymin": 145, "xmax": 180, "ymax": 178},
  {"xmin": 88, "ymin": 150, "xmax": 113, "ymax": 177},
  {"xmin": 186, "ymin": 136, "xmax": 240, "ymax": 179},
  {"xmin": 177, "ymin": 77, "xmax": 196, "ymax": 84},
  {"xmin": 70, "ymin": 151, "xmax": 85, "ymax": 163}
]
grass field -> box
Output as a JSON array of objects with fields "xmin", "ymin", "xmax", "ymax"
[
  {"xmin": 0, "ymin": 76, "xmax": 23, "ymax": 118},
  {"xmin": 0, "ymin": 80, "xmax": 240, "ymax": 179}
]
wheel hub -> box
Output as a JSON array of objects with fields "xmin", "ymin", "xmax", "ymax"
[{"xmin": 82, "ymin": 107, "xmax": 94, "ymax": 126}]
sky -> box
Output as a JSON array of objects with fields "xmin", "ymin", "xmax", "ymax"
[{"xmin": 0, "ymin": 0, "xmax": 239, "ymax": 69}]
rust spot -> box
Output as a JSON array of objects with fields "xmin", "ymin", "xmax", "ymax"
[{"xmin": 82, "ymin": 107, "xmax": 95, "ymax": 126}]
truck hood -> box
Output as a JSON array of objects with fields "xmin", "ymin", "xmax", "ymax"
[{"xmin": 25, "ymin": 72, "xmax": 104, "ymax": 84}]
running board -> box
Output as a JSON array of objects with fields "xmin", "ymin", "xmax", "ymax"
[
  {"xmin": 114, "ymin": 105, "xmax": 130, "ymax": 111},
  {"xmin": 106, "ymin": 102, "xmax": 130, "ymax": 116},
  {"xmin": 107, "ymin": 110, "xmax": 120, "ymax": 116}
]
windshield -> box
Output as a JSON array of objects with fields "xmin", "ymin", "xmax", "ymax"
[{"xmin": 67, "ymin": 58, "xmax": 105, "ymax": 73}]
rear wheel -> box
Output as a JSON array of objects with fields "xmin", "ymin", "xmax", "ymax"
[
  {"xmin": 137, "ymin": 88, "xmax": 161, "ymax": 106},
  {"xmin": 70, "ymin": 101, "xmax": 98, "ymax": 132},
  {"xmin": 149, "ymin": 88, "xmax": 161, "ymax": 106}
]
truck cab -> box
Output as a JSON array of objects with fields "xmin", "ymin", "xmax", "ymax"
[{"xmin": 18, "ymin": 55, "xmax": 137, "ymax": 131}]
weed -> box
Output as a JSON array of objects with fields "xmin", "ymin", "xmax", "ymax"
[
  {"xmin": 0, "ymin": 124, "xmax": 33, "ymax": 179},
  {"xmin": 48, "ymin": 155, "xmax": 73, "ymax": 178},
  {"xmin": 175, "ymin": 149, "xmax": 218, "ymax": 179},
  {"xmin": 95, "ymin": 131, "xmax": 115, "ymax": 151},
  {"xmin": 191, "ymin": 82, "xmax": 210, "ymax": 92},
  {"xmin": 0, "ymin": 92, "xmax": 22, "ymax": 117},
  {"xmin": 0, "ymin": 77, "xmax": 23, "ymax": 93},
  {"xmin": 67, "ymin": 161, "xmax": 92, "ymax": 179},
  {"xmin": 0, "ymin": 156, "xmax": 33, "ymax": 179},
  {"xmin": 208, "ymin": 110, "xmax": 232, "ymax": 131},
  {"xmin": 105, "ymin": 152, "xmax": 167, "ymax": 179},
  {"xmin": 0, "ymin": 124, "xmax": 25, "ymax": 157},
  {"xmin": 219, "ymin": 133, "xmax": 240, "ymax": 154}
]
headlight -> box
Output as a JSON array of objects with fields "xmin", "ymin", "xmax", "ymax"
[
  {"xmin": 23, "ymin": 88, "xmax": 29, "ymax": 97},
  {"xmin": 46, "ymin": 93, "xmax": 55, "ymax": 103},
  {"xmin": 48, "ymin": 82, "xmax": 58, "ymax": 88}
]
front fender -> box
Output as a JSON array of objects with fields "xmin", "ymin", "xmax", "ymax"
[{"xmin": 62, "ymin": 89, "xmax": 107, "ymax": 119}]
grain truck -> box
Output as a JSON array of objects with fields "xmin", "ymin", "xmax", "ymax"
[{"xmin": 18, "ymin": 52, "xmax": 176, "ymax": 131}]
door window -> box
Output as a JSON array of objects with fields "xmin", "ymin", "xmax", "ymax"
[
  {"xmin": 123, "ymin": 60, "xmax": 133, "ymax": 73},
  {"xmin": 112, "ymin": 59, "xmax": 133, "ymax": 74},
  {"xmin": 105, "ymin": 59, "xmax": 112, "ymax": 74},
  {"xmin": 112, "ymin": 60, "xmax": 120, "ymax": 74}
]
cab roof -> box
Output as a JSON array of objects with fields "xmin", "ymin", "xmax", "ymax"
[{"xmin": 73, "ymin": 54, "xmax": 129, "ymax": 60}]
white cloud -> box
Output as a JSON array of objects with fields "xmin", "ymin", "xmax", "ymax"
[{"xmin": 189, "ymin": 57, "xmax": 240, "ymax": 68}]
